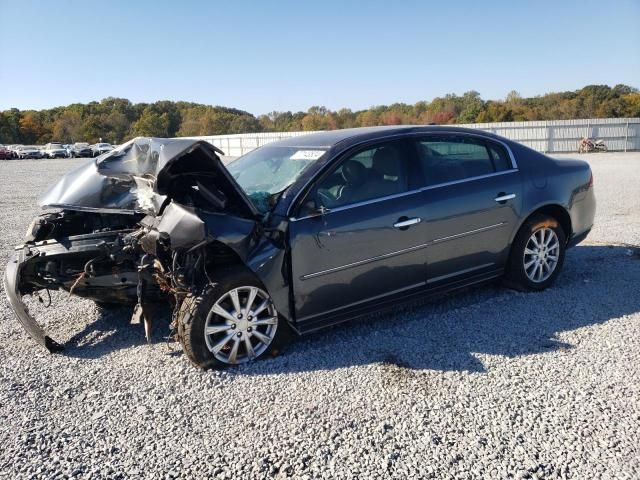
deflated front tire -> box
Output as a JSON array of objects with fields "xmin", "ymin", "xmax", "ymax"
[{"xmin": 178, "ymin": 268, "xmax": 291, "ymax": 369}]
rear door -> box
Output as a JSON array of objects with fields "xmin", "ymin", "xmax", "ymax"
[
  {"xmin": 288, "ymin": 139, "xmax": 428, "ymax": 327},
  {"xmin": 412, "ymin": 134, "xmax": 522, "ymax": 285}
]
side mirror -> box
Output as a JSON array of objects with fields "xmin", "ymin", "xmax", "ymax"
[{"xmin": 303, "ymin": 198, "xmax": 330, "ymax": 217}]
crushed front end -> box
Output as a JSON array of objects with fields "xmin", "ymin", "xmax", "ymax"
[
  {"xmin": 4, "ymin": 137, "xmax": 267, "ymax": 353},
  {"xmin": 4, "ymin": 210, "xmax": 146, "ymax": 351}
]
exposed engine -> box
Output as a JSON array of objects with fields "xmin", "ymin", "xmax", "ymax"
[
  {"xmin": 4, "ymin": 137, "xmax": 284, "ymax": 354},
  {"xmin": 18, "ymin": 210, "xmax": 144, "ymax": 303}
]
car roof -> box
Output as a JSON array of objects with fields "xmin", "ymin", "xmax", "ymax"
[{"xmin": 268, "ymin": 125, "xmax": 503, "ymax": 150}]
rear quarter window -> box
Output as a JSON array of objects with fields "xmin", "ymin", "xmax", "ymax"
[{"xmin": 487, "ymin": 142, "xmax": 513, "ymax": 172}]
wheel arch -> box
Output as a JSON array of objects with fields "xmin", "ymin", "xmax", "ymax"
[
  {"xmin": 202, "ymin": 239, "xmax": 294, "ymax": 324},
  {"xmin": 511, "ymin": 203, "xmax": 572, "ymax": 245}
]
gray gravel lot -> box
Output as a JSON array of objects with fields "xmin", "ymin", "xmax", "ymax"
[{"xmin": 1, "ymin": 152, "xmax": 639, "ymax": 479}]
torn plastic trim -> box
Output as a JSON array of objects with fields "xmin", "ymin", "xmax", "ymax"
[
  {"xmin": 37, "ymin": 204, "xmax": 140, "ymax": 215},
  {"xmin": 3, "ymin": 249, "xmax": 63, "ymax": 352}
]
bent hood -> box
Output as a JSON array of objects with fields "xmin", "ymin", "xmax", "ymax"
[{"xmin": 39, "ymin": 137, "xmax": 258, "ymax": 217}]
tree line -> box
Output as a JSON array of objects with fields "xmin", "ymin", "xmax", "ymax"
[{"xmin": 1, "ymin": 84, "xmax": 638, "ymax": 145}]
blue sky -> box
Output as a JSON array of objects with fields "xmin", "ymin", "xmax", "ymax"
[{"xmin": 1, "ymin": 0, "xmax": 638, "ymax": 114}]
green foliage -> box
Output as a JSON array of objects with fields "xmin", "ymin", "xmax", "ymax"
[
  {"xmin": 130, "ymin": 108, "xmax": 170, "ymax": 137},
  {"xmin": 0, "ymin": 85, "xmax": 638, "ymax": 145}
]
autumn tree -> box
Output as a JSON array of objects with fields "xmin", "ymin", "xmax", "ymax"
[
  {"xmin": 130, "ymin": 108, "xmax": 170, "ymax": 137},
  {"xmin": 19, "ymin": 112, "xmax": 46, "ymax": 143},
  {"xmin": 0, "ymin": 109, "xmax": 22, "ymax": 143},
  {"xmin": 52, "ymin": 110, "xmax": 82, "ymax": 142},
  {"xmin": 1, "ymin": 85, "xmax": 638, "ymax": 144}
]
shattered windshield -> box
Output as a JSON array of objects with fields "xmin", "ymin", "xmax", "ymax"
[{"xmin": 226, "ymin": 146, "xmax": 326, "ymax": 213}]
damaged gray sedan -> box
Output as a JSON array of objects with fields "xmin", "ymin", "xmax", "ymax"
[{"xmin": 4, "ymin": 127, "xmax": 595, "ymax": 368}]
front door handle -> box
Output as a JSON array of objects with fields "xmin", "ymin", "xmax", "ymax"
[
  {"xmin": 494, "ymin": 193, "xmax": 516, "ymax": 203},
  {"xmin": 393, "ymin": 217, "xmax": 422, "ymax": 229}
]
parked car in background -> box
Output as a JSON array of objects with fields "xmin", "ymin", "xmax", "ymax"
[
  {"xmin": 7, "ymin": 145, "xmax": 23, "ymax": 158},
  {"xmin": 16, "ymin": 146, "xmax": 43, "ymax": 159},
  {"xmin": 91, "ymin": 143, "xmax": 114, "ymax": 156},
  {"xmin": 70, "ymin": 142, "xmax": 93, "ymax": 157},
  {"xmin": 4, "ymin": 128, "xmax": 596, "ymax": 368},
  {"xmin": 43, "ymin": 142, "xmax": 69, "ymax": 158},
  {"xmin": 0, "ymin": 145, "xmax": 13, "ymax": 159}
]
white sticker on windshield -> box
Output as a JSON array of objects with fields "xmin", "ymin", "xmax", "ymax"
[{"xmin": 290, "ymin": 150, "xmax": 326, "ymax": 160}]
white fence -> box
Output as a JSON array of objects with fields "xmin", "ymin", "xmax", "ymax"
[
  {"xmin": 192, "ymin": 118, "xmax": 640, "ymax": 157},
  {"xmin": 458, "ymin": 118, "xmax": 639, "ymax": 153}
]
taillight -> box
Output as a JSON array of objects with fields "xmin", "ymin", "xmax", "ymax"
[{"xmin": 588, "ymin": 172, "xmax": 593, "ymax": 187}]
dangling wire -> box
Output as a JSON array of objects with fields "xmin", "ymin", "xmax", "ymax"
[{"xmin": 36, "ymin": 288, "xmax": 52, "ymax": 308}]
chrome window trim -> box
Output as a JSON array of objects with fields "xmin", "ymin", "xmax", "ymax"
[
  {"xmin": 409, "ymin": 130, "xmax": 518, "ymax": 170},
  {"xmin": 300, "ymin": 242, "xmax": 429, "ymax": 280},
  {"xmin": 420, "ymin": 168, "xmax": 518, "ymax": 192},
  {"xmin": 290, "ymin": 187, "xmax": 424, "ymax": 222},
  {"xmin": 289, "ymin": 169, "xmax": 518, "ymax": 222},
  {"xmin": 287, "ymin": 129, "xmax": 519, "ymax": 220}
]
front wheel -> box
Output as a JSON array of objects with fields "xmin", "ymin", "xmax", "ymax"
[
  {"xmin": 178, "ymin": 269, "xmax": 291, "ymax": 369},
  {"xmin": 505, "ymin": 214, "xmax": 566, "ymax": 291}
]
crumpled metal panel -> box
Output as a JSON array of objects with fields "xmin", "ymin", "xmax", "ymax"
[{"xmin": 38, "ymin": 137, "xmax": 256, "ymax": 217}]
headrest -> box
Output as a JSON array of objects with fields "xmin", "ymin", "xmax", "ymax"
[
  {"xmin": 341, "ymin": 160, "xmax": 367, "ymax": 186},
  {"xmin": 372, "ymin": 148, "xmax": 400, "ymax": 177}
]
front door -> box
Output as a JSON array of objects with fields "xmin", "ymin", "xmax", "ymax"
[{"xmin": 288, "ymin": 139, "xmax": 427, "ymax": 327}]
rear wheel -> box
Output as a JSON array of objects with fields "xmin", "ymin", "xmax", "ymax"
[
  {"xmin": 179, "ymin": 269, "xmax": 291, "ymax": 369},
  {"xmin": 505, "ymin": 214, "xmax": 566, "ymax": 291}
]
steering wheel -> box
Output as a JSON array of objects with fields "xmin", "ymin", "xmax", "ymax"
[{"xmin": 316, "ymin": 189, "xmax": 335, "ymax": 208}]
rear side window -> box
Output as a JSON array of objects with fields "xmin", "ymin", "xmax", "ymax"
[{"xmin": 416, "ymin": 135, "xmax": 513, "ymax": 186}]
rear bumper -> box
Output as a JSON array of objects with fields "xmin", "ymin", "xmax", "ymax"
[{"xmin": 3, "ymin": 249, "xmax": 64, "ymax": 352}]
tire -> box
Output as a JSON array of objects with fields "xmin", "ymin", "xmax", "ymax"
[
  {"xmin": 505, "ymin": 214, "xmax": 566, "ymax": 291},
  {"xmin": 178, "ymin": 268, "xmax": 292, "ymax": 369}
]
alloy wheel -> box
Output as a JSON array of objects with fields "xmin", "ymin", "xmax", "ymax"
[
  {"xmin": 523, "ymin": 227, "xmax": 560, "ymax": 283},
  {"xmin": 204, "ymin": 286, "xmax": 278, "ymax": 365}
]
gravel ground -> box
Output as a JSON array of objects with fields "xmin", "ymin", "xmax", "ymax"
[{"xmin": 0, "ymin": 152, "xmax": 639, "ymax": 479}]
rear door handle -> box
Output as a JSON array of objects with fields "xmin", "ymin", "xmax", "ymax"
[
  {"xmin": 494, "ymin": 193, "xmax": 516, "ymax": 203},
  {"xmin": 393, "ymin": 217, "xmax": 422, "ymax": 229}
]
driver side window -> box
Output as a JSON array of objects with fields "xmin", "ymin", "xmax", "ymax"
[{"xmin": 314, "ymin": 140, "xmax": 413, "ymax": 209}]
